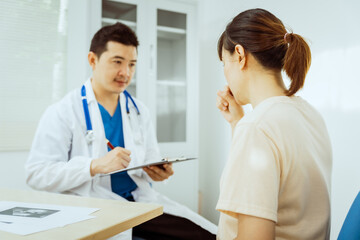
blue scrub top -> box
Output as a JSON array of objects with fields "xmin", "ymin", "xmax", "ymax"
[{"xmin": 98, "ymin": 102, "xmax": 137, "ymax": 201}]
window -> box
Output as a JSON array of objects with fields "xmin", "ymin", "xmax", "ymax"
[{"xmin": 0, "ymin": 0, "xmax": 68, "ymax": 151}]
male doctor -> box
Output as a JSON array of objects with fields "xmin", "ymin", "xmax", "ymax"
[{"xmin": 25, "ymin": 23, "xmax": 216, "ymax": 239}]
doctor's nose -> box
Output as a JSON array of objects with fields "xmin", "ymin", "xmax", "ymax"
[{"xmin": 118, "ymin": 65, "xmax": 131, "ymax": 78}]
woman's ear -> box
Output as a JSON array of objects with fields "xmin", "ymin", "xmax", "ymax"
[{"xmin": 235, "ymin": 44, "xmax": 246, "ymax": 69}]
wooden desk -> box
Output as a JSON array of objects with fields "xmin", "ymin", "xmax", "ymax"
[{"xmin": 0, "ymin": 188, "xmax": 163, "ymax": 240}]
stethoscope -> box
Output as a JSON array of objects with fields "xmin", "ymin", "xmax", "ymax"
[{"xmin": 81, "ymin": 85, "xmax": 142, "ymax": 145}]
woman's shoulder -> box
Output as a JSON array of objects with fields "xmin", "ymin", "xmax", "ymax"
[
  {"xmin": 238, "ymin": 96, "xmax": 327, "ymax": 145},
  {"xmin": 237, "ymin": 96, "xmax": 323, "ymax": 139},
  {"xmin": 241, "ymin": 96, "xmax": 317, "ymax": 124}
]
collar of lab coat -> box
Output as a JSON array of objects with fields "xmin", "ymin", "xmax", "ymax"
[
  {"xmin": 83, "ymin": 78, "xmax": 143, "ymax": 177},
  {"xmin": 84, "ymin": 78, "xmax": 133, "ymax": 159},
  {"xmin": 84, "ymin": 78, "xmax": 97, "ymax": 104},
  {"xmin": 83, "ymin": 78, "xmax": 128, "ymax": 183},
  {"xmin": 84, "ymin": 78, "xmax": 126, "ymax": 106}
]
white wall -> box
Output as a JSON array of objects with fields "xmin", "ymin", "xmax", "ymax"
[
  {"xmin": 197, "ymin": 0, "xmax": 231, "ymax": 222},
  {"xmin": 0, "ymin": 152, "xmax": 29, "ymax": 190},
  {"xmin": 197, "ymin": 0, "xmax": 360, "ymax": 239}
]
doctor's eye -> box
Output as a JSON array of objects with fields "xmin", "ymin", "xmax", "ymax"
[
  {"xmin": 114, "ymin": 60, "xmax": 122, "ymax": 64},
  {"xmin": 129, "ymin": 63, "xmax": 136, "ymax": 68}
]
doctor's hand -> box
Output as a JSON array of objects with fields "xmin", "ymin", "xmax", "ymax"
[
  {"xmin": 216, "ymin": 85, "xmax": 244, "ymax": 130},
  {"xmin": 143, "ymin": 163, "xmax": 174, "ymax": 181},
  {"xmin": 90, "ymin": 147, "xmax": 131, "ymax": 176}
]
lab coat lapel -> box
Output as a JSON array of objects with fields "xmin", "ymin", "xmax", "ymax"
[
  {"xmin": 120, "ymin": 93, "xmax": 136, "ymax": 164},
  {"xmin": 84, "ymin": 79, "xmax": 111, "ymax": 189},
  {"xmin": 120, "ymin": 92, "xmax": 144, "ymax": 179},
  {"xmin": 84, "ymin": 79, "xmax": 107, "ymax": 158}
]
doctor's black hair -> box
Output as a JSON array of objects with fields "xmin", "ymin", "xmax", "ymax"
[{"xmin": 90, "ymin": 22, "xmax": 139, "ymax": 58}]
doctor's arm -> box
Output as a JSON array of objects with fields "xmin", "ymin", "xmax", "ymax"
[{"xmin": 26, "ymin": 105, "xmax": 94, "ymax": 193}]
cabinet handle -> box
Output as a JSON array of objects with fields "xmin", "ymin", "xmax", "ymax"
[{"xmin": 150, "ymin": 44, "xmax": 154, "ymax": 74}]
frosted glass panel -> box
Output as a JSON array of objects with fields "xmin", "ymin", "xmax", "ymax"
[
  {"xmin": 156, "ymin": 85, "xmax": 186, "ymax": 142},
  {"xmin": 157, "ymin": 38, "xmax": 186, "ymax": 81},
  {"xmin": 157, "ymin": 9, "xmax": 186, "ymax": 29},
  {"xmin": 102, "ymin": 1, "xmax": 136, "ymax": 22},
  {"xmin": 156, "ymin": 9, "xmax": 187, "ymax": 142}
]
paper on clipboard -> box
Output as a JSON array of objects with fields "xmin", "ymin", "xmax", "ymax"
[{"xmin": 100, "ymin": 157, "xmax": 197, "ymax": 176}]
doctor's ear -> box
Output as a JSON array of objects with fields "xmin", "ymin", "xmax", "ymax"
[
  {"xmin": 88, "ymin": 52, "xmax": 98, "ymax": 70},
  {"xmin": 234, "ymin": 44, "xmax": 246, "ymax": 68}
]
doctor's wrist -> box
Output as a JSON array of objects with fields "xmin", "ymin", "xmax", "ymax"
[{"xmin": 90, "ymin": 158, "xmax": 101, "ymax": 177}]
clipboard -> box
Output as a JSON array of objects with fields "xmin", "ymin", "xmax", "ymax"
[{"xmin": 100, "ymin": 157, "xmax": 197, "ymax": 176}]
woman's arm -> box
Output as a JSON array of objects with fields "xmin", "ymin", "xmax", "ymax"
[{"xmin": 236, "ymin": 213, "xmax": 275, "ymax": 240}]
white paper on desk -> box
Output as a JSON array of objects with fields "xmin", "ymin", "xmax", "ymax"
[
  {"xmin": 0, "ymin": 201, "xmax": 98, "ymax": 235},
  {"xmin": 0, "ymin": 221, "xmax": 53, "ymax": 235},
  {"xmin": 0, "ymin": 215, "xmax": 96, "ymax": 235}
]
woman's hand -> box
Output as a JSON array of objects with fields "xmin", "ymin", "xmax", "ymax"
[{"xmin": 216, "ymin": 86, "xmax": 244, "ymax": 129}]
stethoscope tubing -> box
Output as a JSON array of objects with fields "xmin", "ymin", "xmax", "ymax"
[
  {"xmin": 81, "ymin": 85, "xmax": 93, "ymax": 133},
  {"xmin": 81, "ymin": 85, "xmax": 140, "ymax": 134},
  {"xmin": 124, "ymin": 90, "xmax": 140, "ymax": 115}
]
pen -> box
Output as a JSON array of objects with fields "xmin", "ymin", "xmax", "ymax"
[{"xmin": 106, "ymin": 139, "xmax": 115, "ymax": 150}]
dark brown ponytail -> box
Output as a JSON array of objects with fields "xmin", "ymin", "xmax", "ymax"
[
  {"xmin": 218, "ymin": 8, "xmax": 311, "ymax": 96},
  {"xmin": 283, "ymin": 33, "xmax": 311, "ymax": 96}
]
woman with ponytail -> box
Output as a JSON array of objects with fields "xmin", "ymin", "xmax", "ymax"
[{"xmin": 216, "ymin": 9, "xmax": 332, "ymax": 240}]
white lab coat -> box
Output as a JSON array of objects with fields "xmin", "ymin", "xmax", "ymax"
[{"xmin": 25, "ymin": 79, "xmax": 217, "ymax": 239}]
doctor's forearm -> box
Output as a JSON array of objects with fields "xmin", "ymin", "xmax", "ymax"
[{"xmin": 25, "ymin": 157, "xmax": 93, "ymax": 193}]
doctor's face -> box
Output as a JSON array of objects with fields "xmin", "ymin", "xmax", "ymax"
[{"xmin": 90, "ymin": 41, "xmax": 137, "ymax": 94}]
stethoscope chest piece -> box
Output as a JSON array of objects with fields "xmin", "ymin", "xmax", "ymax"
[{"xmin": 85, "ymin": 130, "xmax": 95, "ymax": 144}]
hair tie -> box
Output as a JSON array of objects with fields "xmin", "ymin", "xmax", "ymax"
[{"xmin": 284, "ymin": 32, "xmax": 290, "ymax": 44}]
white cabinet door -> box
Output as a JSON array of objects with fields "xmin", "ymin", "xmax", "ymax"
[
  {"xmin": 100, "ymin": 0, "xmax": 199, "ymax": 212},
  {"xmin": 151, "ymin": 0, "xmax": 199, "ymax": 212}
]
